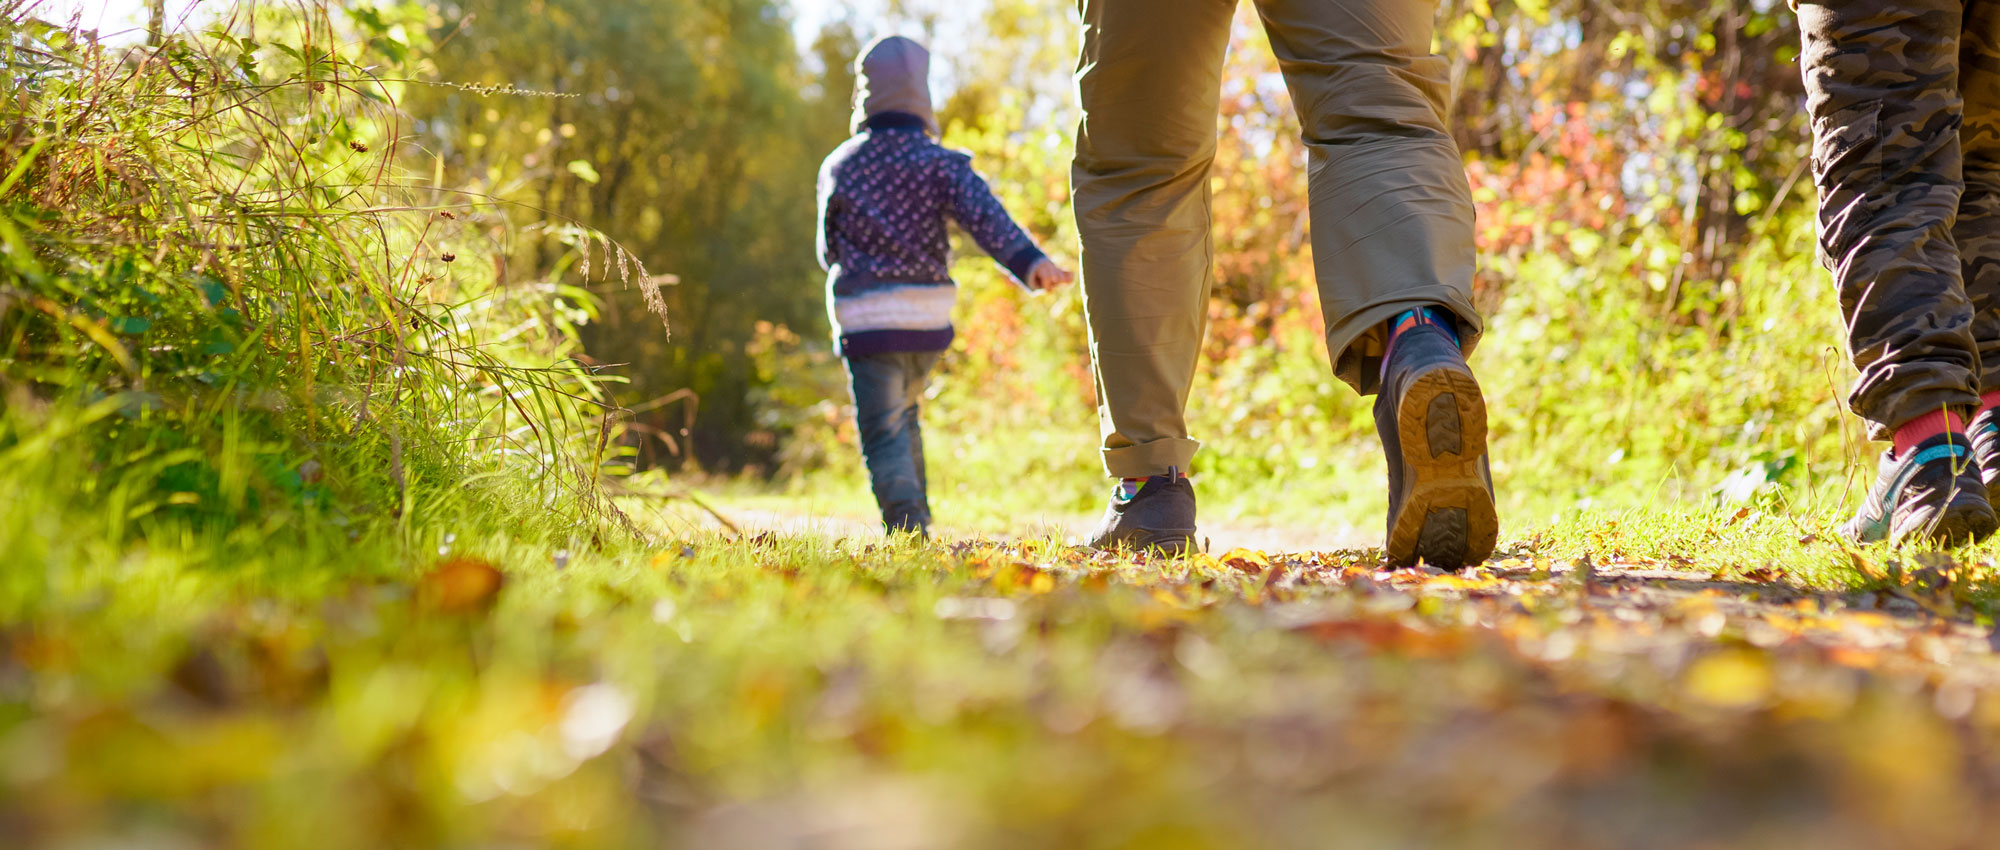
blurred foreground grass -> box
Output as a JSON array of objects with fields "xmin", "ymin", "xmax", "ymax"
[{"xmin": 13, "ymin": 506, "xmax": 2000, "ymax": 848}]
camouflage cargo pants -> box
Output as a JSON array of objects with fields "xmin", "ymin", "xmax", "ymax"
[{"xmin": 1801, "ymin": 0, "xmax": 2000, "ymax": 438}]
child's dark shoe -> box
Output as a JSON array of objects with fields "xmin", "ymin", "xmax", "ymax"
[
  {"xmin": 1842, "ymin": 434, "xmax": 1997, "ymax": 546},
  {"xmin": 1375, "ymin": 321, "xmax": 1497, "ymax": 569},
  {"xmin": 885, "ymin": 513, "xmax": 930, "ymax": 539},
  {"xmin": 1085, "ymin": 474, "xmax": 1196, "ymax": 554}
]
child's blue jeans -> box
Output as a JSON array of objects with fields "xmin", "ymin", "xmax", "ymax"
[{"xmin": 844, "ymin": 350, "xmax": 941, "ymax": 533}]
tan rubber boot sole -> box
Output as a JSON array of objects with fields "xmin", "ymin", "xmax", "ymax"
[{"xmin": 1386, "ymin": 367, "xmax": 1498, "ymax": 569}]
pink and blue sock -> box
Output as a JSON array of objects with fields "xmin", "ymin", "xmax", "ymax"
[{"xmin": 1892, "ymin": 408, "xmax": 1965, "ymax": 459}]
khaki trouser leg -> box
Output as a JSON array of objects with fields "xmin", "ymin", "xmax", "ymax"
[
  {"xmin": 1073, "ymin": 0, "xmax": 1480, "ymax": 477},
  {"xmin": 1961, "ymin": 0, "xmax": 2000, "ymax": 394},
  {"xmin": 1252, "ymin": 0, "xmax": 1481, "ymax": 395},
  {"xmin": 1072, "ymin": 0, "xmax": 1234, "ymax": 479}
]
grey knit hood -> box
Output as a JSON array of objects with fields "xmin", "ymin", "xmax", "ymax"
[{"xmin": 851, "ymin": 35, "xmax": 940, "ymax": 136}]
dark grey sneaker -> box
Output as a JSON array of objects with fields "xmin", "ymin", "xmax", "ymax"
[
  {"xmin": 1375, "ymin": 322, "xmax": 1498, "ymax": 569},
  {"xmin": 1085, "ymin": 474, "xmax": 1196, "ymax": 554},
  {"xmin": 1972, "ymin": 407, "xmax": 2000, "ymax": 502},
  {"xmin": 1841, "ymin": 433, "xmax": 1996, "ymax": 546}
]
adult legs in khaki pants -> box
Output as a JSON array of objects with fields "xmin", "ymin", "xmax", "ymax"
[{"xmin": 1073, "ymin": 0, "xmax": 1496, "ymax": 565}]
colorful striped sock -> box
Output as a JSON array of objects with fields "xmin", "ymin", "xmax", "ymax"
[
  {"xmin": 1892, "ymin": 408, "xmax": 1966, "ymax": 459},
  {"xmin": 1381, "ymin": 306, "xmax": 1461, "ymax": 381},
  {"xmin": 1117, "ymin": 467, "xmax": 1184, "ymax": 502},
  {"xmin": 1389, "ymin": 306, "xmax": 1460, "ymax": 346}
]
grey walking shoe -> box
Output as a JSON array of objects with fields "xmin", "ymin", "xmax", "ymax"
[
  {"xmin": 1972, "ymin": 406, "xmax": 2000, "ymax": 503},
  {"xmin": 1375, "ymin": 320, "xmax": 1498, "ymax": 569},
  {"xmin": 1842, "ymin": 433, "xmax": 1996, "ymax": 546},
  {"xmin": 1085, "ymin": 473, "xmax": 1196, "ymax": 554}
]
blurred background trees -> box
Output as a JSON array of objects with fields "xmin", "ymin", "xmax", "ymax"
[{"xmin": 406, "ymin": 0, "xmax": 854, "ymax": 471}]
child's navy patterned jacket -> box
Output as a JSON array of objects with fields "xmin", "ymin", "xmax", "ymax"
[{"xmin": 815, "ymin": 111, "xmax": 1049, "ymax": 357}]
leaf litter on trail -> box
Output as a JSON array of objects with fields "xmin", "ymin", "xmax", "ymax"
[{"xmin": 22, "ymin": 534, "xmax": 2000, "ymax": 848}]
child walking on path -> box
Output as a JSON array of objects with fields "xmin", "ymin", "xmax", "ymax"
[
  {"xmin": 1798, "ymin": 0, "xmax": 2000, "ymax": 544},
  {"xmin": 816, "ymin": 35, "xmax": 1073, "ymax": 536}
]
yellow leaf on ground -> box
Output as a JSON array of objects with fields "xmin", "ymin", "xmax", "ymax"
[{"xmin": 1219, "ymin": 548, "xmax": 1270, "ymax": 573}]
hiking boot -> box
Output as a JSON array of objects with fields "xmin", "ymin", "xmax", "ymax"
[
  {"xmin": 1375, "ymin": 321, "xmax": 1498, "ymax": 569},
  {"xmin": 1841, "ymin": 433, "xmax": 1997, "ymax": 546},
  {"xmin": 1972, "ymin": 406, "xmax": 2000, "ymax": 502},
  {"xmin": 1085, "ymin": 474, "xmax": 1196, "ymax": 554}
]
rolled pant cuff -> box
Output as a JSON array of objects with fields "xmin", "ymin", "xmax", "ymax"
[
  {"xmin": 1101, "ymin": 437, "xmax": 1201, "ymax": 479},
  {"xmin": 1325, "ymin": 289, "xmax": 1484, "ymax": 396}
]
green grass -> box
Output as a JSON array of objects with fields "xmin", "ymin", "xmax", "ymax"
[{"xmin": 0, "ymin": 4, "xmax": 643, "ymax": 557}]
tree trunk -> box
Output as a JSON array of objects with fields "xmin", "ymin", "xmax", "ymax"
[{"xmin": 147, "ymin": 0, "xmax": 166, "ymax": 47}]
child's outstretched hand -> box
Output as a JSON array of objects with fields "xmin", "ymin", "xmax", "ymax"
[{"xmin": 1026, "ymin": 258, "xmax": 1075, "ymax": 292}]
